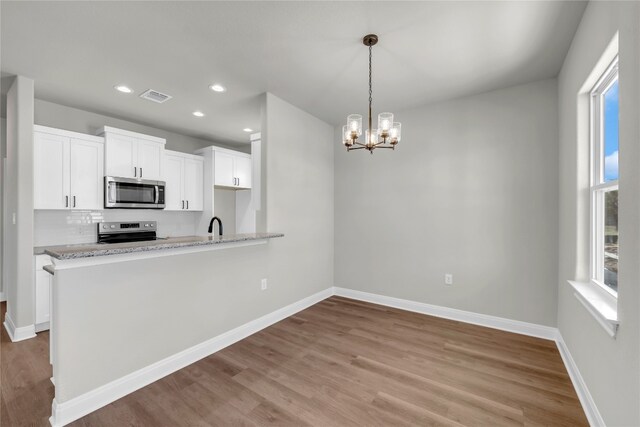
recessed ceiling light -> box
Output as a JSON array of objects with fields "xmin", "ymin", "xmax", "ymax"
[
  {"xmin": 243, "ymin": 128, "xmax": 253, "ymax": 132},
  {"xmin": 193, "ymin": 111, "xmax": 205, "ymax": 117},
  {"xmin": 114, "ymin": 85, "xmax": 133, "ymax": 93},
  {"xmin": 209, "ymin": 83, "xmax": 226, "ymax": 93}
]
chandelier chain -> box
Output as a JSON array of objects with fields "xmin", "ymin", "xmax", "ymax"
[{"xmin": 368, "ymin": 45, "xmax": 373, "ymax": 107}]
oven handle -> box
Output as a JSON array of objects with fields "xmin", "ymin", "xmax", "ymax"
[{"xmin": 155, "ymin": 185, "xmax": 159, "ymax": 204}]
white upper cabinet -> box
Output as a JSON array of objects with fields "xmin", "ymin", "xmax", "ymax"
[
  {"xmin": 136, "ymin": 140, "xmax": 163, "ymax": 180},
  {"xmin": 34, "ymin": 126, "xmax": 104, "ymax": 210},
  {"xmin": 69, "ymin": 138, "xmax": 104, "ymax": 209},
  {"xmin": 163, "ymin": 153, "xmax": 184, "ymax": 211},
  {"xmin": 233, "ymin": 155, "xmax": 252, "ymax": 189},
  {"xmin": 162, "ymin": 150, "xmax": 204, "ymax": 211},
  {"xmin": 99, "ymin": 126, "xmax": 165, "ymax": 181},
  {"xmin": 214, "ymin": 151, "xmax": 235, "ymax": 187},
  {"xmin": 183, "ymin": 158, "xmax": 204, "ymax": 211},
  {"xmin": 34, "ymin": 132, "xmax": 68, "ymax": 210},
  {"xmin": 213, "ymin": 149, "xmax": 252, "ymax": 189},
  {"xmin": 104, "ymin": 133, "xmax": 135, "ymax": 178}
]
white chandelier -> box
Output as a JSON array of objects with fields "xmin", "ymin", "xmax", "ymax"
[{"xmin": 342, "ymin": 34, "xmax": 401, "ymax": 154}]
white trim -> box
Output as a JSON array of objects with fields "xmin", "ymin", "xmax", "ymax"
[
  {"xmin": 96, "ymin": 126, "xmax": 166, "ymax": 145},
  {"xmin": 49, "ymin": 287, "xmax": 334, "ymax": 427},
  {"xmin": 568, "ymin": 280, "xmax": 618, "ymax": 338},
  {"xmin": 0, "ymin": 291, "xmax": 5, "ymax": 302},
  {"xmin": 556, "ymin": 332, "xmax": 605, "ymax": 427},
  {"xmin": 333, "ymin": 287, "xmax": 557, "ymax": 340},
  {"xmin": 47, "ymin": 287, "xmax": 603, "ymax": 427},
  {"xmin": 3, "ymin": 312, "xmax": 36, "ymax": 342},
  {"xmin": 34, "ymin": 125, "xmax": 104, "ymax": 144},
  {"xmin": 195, "ymin": 145, "xmax": 251, "ymax": 158},
  {"xmin": 35, "ymin": 321, "xmax": 50, "ymax": 333},
  {"xmin": 164, "ymin": 149, "xmax": 204, "ymax": 161},
  {"xmin": 334, "ymin": 287, "xmax": 602, "ymax": 426},
  {"xmin": 50, "ymin": 239, "xmax": 269, "ymax": 270}
]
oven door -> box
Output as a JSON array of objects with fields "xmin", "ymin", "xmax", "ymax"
[{"xmin": 104, "ymin": 176, "xmax": 165, "ymax": 209}]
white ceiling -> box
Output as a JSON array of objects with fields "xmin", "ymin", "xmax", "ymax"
[{"xmin": 1, "ymin": 1, "xmax": 586, "ymax": 146}]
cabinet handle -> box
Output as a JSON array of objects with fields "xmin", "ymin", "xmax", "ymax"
[
  {"xmin": 182, "ymin": 200, "xmax": 184, "ymax": 209},
  {"xmin": 73, "ymin": 196, "xmax": 76, "ymax": 208},
  {"xmin": 140, "ymin": 167, "xmax": 143, "ymax": 178},
  {"xmin": 134, "ymin": 167, "xmax": 137, "ymax": 177},
  {"xmin": 186, "ymin": 200, "xmax": 189, "ymax": 210},
  {"xmin": 65, "ymin": 195, "xmax": 69, "ymax": 207},
  {"xmin": 237, "ymin": 177, "xmax": 240, "ymax": 187}
]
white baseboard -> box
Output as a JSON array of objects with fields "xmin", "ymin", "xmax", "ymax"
[
  {"xmin": 49, "ymin": 287, "xmax": 334, "ymax": 427},
  {"xmin": 334, "ymin": 287, "xmax": 602, "ymax": 427},
  {"xmin": 556, "ymin": 333, "xmax": 605, "ymax": 427},
  {"xmin": 3, "ymin": 312, "xmax": 36, "ymax": 342},
  {"xmin": 333, "ymin": 287, "xmax": 558, "ymax": 340},
  {"xmin": 48, "ymin": 286, "xmax": 602, "ymax": 427},
  {"xmin": 35, "ymin": 321, "xmax": 50, "ymax": 333}
]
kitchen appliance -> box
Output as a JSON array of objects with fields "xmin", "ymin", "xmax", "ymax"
[
  {"xmin": 104, "ymin": 176, "xmax": 165, "ymax": 209},
  {"xmin": 97, "ymin": 221, "xmax": 158, "ymax": 244}
]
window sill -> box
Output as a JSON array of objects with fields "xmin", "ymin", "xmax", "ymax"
[{"xmin": 568, "ymin": 280, "xmax": 619, "ymax": 338}]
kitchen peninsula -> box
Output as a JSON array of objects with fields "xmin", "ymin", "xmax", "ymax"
[
  {"xmin": 45, "ymin": 232, "xmax": 284, "ymax": 426},
  {"xmin": 45, "ymin": 233, "xmax": 284, "ymax": 260}
]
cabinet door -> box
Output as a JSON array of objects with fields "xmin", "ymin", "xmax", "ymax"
[
  {"xmin": 105, "ymin": 134, "xmax": 136, "ymax": 178},
  {"xmin": 163, "ymin": 154, "xmax": 184, "ymax": 211},
  {"xmin": 34, "ymin": 132, "xmax": 69, "ymax": 209},
  {"xmin": 214, "ymin": 151, "xmax": 235, "ymax": 187},
  {"xmin": 35, "ymin": 270, "xmax": 51, "ymax": 325},
  {"xmin": 234, "ymin": 155, "xmax": 252, "ymax": 189},
  {"xmin": 69, "ymin": 138, "xmax": 104, "ymax": 210},
  {"xmin": 137, "ymin": 139, "xmax": 162, "ymax": 180},
  {"xmin": 183, "ymin": 158, "xmax": 204, "ymax": 211}
]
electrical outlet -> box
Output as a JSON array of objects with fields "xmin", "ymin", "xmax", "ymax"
[
  {"xmin": 261, "ymin": 278, "xmax": 268, "ymax": 290},
  {"xmin": 444, "ymin": 274, "xmax": 453, "ymax": 285}
]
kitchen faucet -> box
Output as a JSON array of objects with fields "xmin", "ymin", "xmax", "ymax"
[{"xmin": 208, "ymin": 216, "xmax": 223, "ymax": 236}]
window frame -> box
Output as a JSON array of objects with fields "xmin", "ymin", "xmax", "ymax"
[{"xmin": 589, "ymin": 56, "xmax": 619, "ymax": 297}]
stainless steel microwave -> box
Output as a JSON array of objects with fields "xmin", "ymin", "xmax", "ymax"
[{"xmin": 104, "ymin": 176, "xmax": 165, "ymax": 209}]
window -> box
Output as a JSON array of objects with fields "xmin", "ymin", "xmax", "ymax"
[{"xmin": 590, "ymin": 57, "xmax": 619, "ymax": 295}]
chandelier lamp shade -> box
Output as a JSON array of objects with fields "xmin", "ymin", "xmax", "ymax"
[{"xmin": 342, "ymin": 34, "xmax": 401, "ymax": 153}]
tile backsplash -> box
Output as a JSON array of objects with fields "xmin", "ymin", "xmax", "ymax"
[{"xmin": 34, "ymin": 210, "xmax": 203, "ymax": 246}]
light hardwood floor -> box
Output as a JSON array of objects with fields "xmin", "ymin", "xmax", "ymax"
[{"xmin": 1, "ymin": 297, "xmax": 588, "ymax": 426}]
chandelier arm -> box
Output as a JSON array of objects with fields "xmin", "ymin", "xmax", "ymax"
[
  {"xmin": 348, "ymin": 146, "xmax": 367, "ymax": 151},
  {"xmin": 354, "ymin": 141, "xmax": 368, "ymax": 147}
]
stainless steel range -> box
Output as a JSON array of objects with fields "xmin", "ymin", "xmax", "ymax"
[{"xmin": 97, "ymin": 221, "xmax": 158, "ymax": 244}]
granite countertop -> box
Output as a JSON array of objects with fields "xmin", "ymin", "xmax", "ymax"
[{"xmin": 42, "ymin": 233, "xmax": 284, "ymax": 260}]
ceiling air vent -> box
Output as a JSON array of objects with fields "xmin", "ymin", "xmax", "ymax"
[{"xmin": 139, "ymin": 89, "xmax": 172, "ymax": 104}]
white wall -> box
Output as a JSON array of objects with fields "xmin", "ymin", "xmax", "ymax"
[
  {"xmin": 262, "ymin": 93, "xmax": 335, "ymax": 304},
  {"xmin": 34, "ymin": 99, "xmax": 247, "ymax": 154},
  {"xmin": 213, "ymin": 188, "xmax": 236, "ymax": 235},
  {"xmin": 4, "ymin": 76, "xmax": 35, "ymax": 328},
  {"xmin": 51, "ymin": 92, "xmax": 335, "ymax": 403},
  {"xmin": 0, "ymin": 117, "xmax": 5, "ymax": 299},
  {"xmin": 335, "ymin": 78, "xmax": 559, "ymax": 326},
  {"xmin": 557, "ymin": 2, "xmax": 640, "ymax": 425}
]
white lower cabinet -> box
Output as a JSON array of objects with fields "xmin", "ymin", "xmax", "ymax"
[
  {"xmin": 34, "ymin": 255, "xmax": 52, "ymax": 332},
  {"xmin": 163, "ymin": 150, "xmax": 204, "ymax": 211}
]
